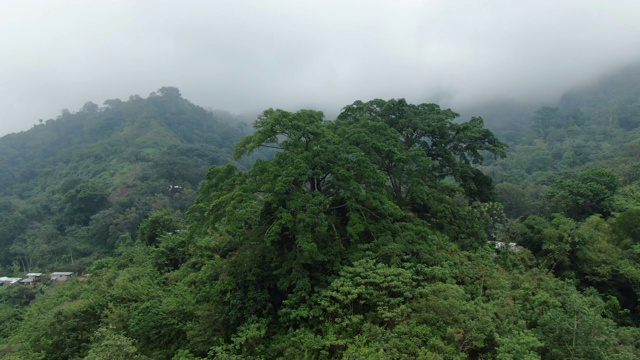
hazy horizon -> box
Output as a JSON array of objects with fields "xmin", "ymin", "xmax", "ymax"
[{"xmin": 2, "ymin": 1, "xmax": 640, "ymax": 136}]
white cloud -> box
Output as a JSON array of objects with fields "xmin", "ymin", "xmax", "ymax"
[{"xmin": 1, "ymin": 0, "xmax": 640, "ymax": 135}]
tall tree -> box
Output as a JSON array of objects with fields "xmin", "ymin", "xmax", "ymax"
[
  {"xmin": 336, "ymin": 99, "xmax": 507, "ymax": 202},
  {"xmin": 549, "ymin": 168, "xmax": 620, "ymax": 220}
]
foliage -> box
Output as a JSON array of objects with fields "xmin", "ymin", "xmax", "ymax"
[
  {"xmin": 484, "ymin": 62, "xmax": 640, "ymax": 334},
  {"xmin": 548, "ymin": 168, "xmax": 620, "ymax": 220},
  {"xmin": 2, "ymin": 85, "xmax": 640, "ymax": 359},
  {"xmin": 0, "ymin": 87, "xmax": 245, "ymax": 271},
  {"xmin": 137, "ymin": 209, "xmax": 180, "ymax": 246}
]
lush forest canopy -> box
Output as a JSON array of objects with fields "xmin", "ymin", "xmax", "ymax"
[
  {"xmin": 2, "ymin": 65, "xmax": 640, "ymax": 359},
  {"xmin": 0, "ymin": 87, "xmax": 255, "ymax": 273}
]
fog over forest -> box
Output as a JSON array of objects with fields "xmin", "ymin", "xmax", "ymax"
[
  {"xmin": 6, "ymin": 3, "xmax": 640, "ymax": 359},
  {"xmin": 2, "ymin": 1, "xmax": 640, "ymax": 136}
]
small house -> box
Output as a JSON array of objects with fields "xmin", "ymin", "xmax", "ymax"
[
  {"xmin": 168, "ymin": 185, "xmax": 184, "ymax": 193},
  {"xmin": 50, "ymin": 272, "xmax": 74, "ymax": 282},
  {"xmin": 20, "ymin": 278, "xmax": 36, "ymax": 286},
  {"xmin": 20, "ymin": 273, "xmax": 43, "ymax": 286},
  {"xmin": 489, "ymin": 241, "xmax": 523, "ymax": 252},
  {"xmin": 0, "ymin": 277, "xmax": 23, "ymax": 286}
]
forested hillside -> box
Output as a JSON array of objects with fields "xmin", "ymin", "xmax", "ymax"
[
  {"xmin": 483, "ymin": 62, "xmax": 640, "ymax": 327},
  {"xmin": 2, "ymin": 68, "xmax": 640, "ymax": 359},
  {"xmin": 0, "ymin": 87, "xmax": 249, "ymax": 274}
]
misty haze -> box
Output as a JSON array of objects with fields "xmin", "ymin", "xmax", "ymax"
[{"xmin": 1, "ymin": 1, "xmax": 640, "ymax": 359}]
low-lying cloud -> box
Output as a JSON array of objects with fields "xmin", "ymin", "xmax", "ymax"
[{"xmin": 1, "ymin": 0, "xmax": 640, "ymax": 135}]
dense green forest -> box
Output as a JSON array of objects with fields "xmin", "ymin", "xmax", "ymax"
[
  {"xmin": 0, "ymin": 87, "xmax": 255, "ymax": 274},
  {"xmin": 2, "ymin": 64, "xmax": 640, "ymax": 359}
]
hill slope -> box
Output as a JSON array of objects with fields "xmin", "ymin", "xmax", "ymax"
[
  {"xmin": 2, "ymin": 96, "xmax": 638, "ymax": 359},
  {"xmin": 479, "ymin": 61, "xmax": 640, "ymax": 326},
  {"xmin": 0, "ymin": 87, "xmax": 247, "ymax": 272},
  {"xmin": 558, "ymin": 62, "xmax": 640, "ymax": 132},
  {"xmin": 2, "ymin": 74, "xmax": 640, "ymax": 358}
]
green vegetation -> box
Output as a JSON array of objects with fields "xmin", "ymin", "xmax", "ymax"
[
  {"xmin": 2, "ymin": 66, "xmax": 640, "ymax": 358},
  {"xmin": 0, "ymin": 87, "xmax": 248, "ymax": 274}
]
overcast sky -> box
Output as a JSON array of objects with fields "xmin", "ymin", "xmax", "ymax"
[{"xmin": 1, "ymin": 0, "xmax": 640, "ymax": 136}]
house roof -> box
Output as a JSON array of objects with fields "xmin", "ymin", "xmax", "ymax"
[
  {"xmin": 51, "ymin": 272, "xmax": 74, "ymax": 276},
  {"xmin": 0, "ymin": 277, "xmax": 23, "ymax": 283},
  {"xmin": 26, "ymin": 273, "xmax": 43, "ymax": 277}
]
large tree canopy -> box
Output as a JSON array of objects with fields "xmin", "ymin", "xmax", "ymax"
[
  {"xmin": 336, "ymin": 99, "xmax": 507, "ymax": 202},
  {"xmin": 193, "ymin": 100, "xmax": 508, "ymax": 333}
]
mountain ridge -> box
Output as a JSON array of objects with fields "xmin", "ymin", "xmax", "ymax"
[{"xmin": 0, "ymin": 87, "xmax": 247, "ymax": 271}]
